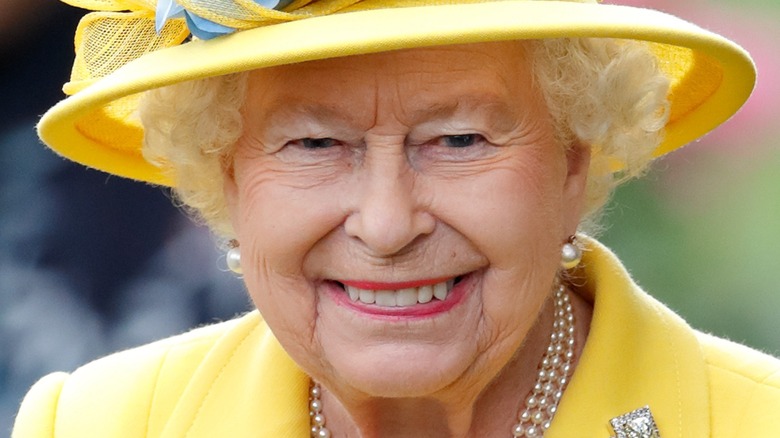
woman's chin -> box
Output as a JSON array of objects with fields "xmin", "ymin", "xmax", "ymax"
[{"xmin": 325, "ymin": 343, "xmax": 476, "ymax": 398}]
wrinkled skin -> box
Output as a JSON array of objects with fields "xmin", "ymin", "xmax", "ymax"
[{"xmin": 224, "ymin": 41, "xmax": 592, "ymax": 437}]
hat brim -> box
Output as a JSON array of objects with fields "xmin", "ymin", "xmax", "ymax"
[{"xmin": 38, "ymin": 0, "xmax": 756, "ymax": 186}]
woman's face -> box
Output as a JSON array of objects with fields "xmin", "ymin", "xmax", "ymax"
[{"xmin": 225, "ymin": 41, "xmax": 589, "ymax": 398}]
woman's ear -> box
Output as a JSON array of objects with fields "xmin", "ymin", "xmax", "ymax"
[{"xmin": 562, "ymin": 141, "xmax": 591, "ymax": 235}]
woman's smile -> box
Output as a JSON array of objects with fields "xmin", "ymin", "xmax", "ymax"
[{"xmin": 323, "ymin": 273, "xmax": 475, "ymax": 319}]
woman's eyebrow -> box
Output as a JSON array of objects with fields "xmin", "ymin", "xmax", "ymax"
[
  {"xmin": 263, "ymin": 102, "xmax": 359, "ymax": 128},
  {"xmin": 409, "ymin": 96, "xmax": 520, "ymax": 127}
]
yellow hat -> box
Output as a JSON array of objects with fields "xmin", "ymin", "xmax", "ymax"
[{"xmin": 39, "ymin": 0, "xmax": 756, "ymax": 186}]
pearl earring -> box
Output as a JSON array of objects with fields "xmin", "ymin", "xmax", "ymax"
[
  {"xmin": 226, "ymin": 242, "xmax": 242, "ymax": 274},
  {"xmin": 560, "ymin": 235, "xmax": 582, "ymax": 270}
]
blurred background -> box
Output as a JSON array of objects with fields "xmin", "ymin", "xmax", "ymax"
[{"xmin": 1, "ymin": 0, "xmax": 778, "ymax": 433}]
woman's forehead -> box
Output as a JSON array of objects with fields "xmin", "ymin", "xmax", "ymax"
[{"xmin": 243, "ymin": 41, "xmax": 539, "ymax": 123}]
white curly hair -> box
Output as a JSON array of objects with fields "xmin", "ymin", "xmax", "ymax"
[{"xmin": 139, "ymin": 38, "xmax": 670, "ymax": 239}]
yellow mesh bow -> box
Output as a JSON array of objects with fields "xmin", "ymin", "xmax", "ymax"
[
  {"xmin": 61, "ymin": 0, "xmax": 367, "ymax": 95},
  {"xmin": 64, "ymin": 1, "xmax": 187, "ymax": 94}
]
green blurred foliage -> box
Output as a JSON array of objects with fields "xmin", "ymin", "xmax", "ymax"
[{"xmin": 601, "ymin": 145, "xmax": 780, "ymax": 355}]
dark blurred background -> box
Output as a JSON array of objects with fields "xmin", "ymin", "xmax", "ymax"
[{"xmin": 1, "ymin": 0, "xmax": 778, "ymax": 434}]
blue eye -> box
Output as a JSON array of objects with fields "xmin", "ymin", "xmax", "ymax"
[
  {"xmin": 301, "ymin": 138, "xmax": 337, "ymax": 149},
  {"xmin": 443, "ymin": 134, "xmax": 481, "ymax": 148}
]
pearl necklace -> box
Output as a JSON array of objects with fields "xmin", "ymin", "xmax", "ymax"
[{"xmin": 308, "ymin": 284, "xmax": 575, "ymax": 438}]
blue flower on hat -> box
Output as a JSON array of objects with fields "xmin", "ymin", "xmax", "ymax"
[{"xmin": 155, "ymin": 0, "xmax": 290, "ymax": 40}]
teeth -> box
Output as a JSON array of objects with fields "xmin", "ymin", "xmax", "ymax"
[
  {"xmin": 396, "ymin": 288, "xmax": 418, "ymax": 306},
  {"xmin": 343, "ymin": 279, "xmax": 456, "ymax": 307},
  {"xmin": 433, "ymin": 282, "xmax": 448, "ymax": 301},
  {"xmin": 417, "ymin": 286, "xmax": 433, "ymax": 304},
  {"xmin": 375, "ymin": 290, "xmax": 396, "ymax": 306}
]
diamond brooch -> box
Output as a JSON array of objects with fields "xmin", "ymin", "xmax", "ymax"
[{"xmin": 609, "ymin": 406, "xmax": 661, "ymax": 438}]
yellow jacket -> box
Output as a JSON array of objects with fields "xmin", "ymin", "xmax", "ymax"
[{"xmin": 13, "ymin": 241, "xmax": 780, "ymax": 437}]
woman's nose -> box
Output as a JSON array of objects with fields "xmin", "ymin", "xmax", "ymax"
[{"xmin": 344, "ymin": 149, "xmax": 435, "ymax": 256}]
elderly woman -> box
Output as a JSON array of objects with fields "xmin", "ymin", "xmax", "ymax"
[{"xmin": 13, "ymin": 0, "xmax": 780, "ymax": 437}]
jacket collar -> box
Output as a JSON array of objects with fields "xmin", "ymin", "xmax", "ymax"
[{"xmin": 160, "ymin": 313, "xmax": 311, "ymax": 437}]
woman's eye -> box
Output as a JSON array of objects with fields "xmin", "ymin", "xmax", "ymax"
[
  {"xmin": 442, "ymin": 134, "xmax": 483, "ymax": 148},
  {"xmin": 275, "ymin": 136, "xmax": 349, "ymax": 165},
  {"xmin": 300, "ymin": 137, "xmax": 337, "ymax": 149}
]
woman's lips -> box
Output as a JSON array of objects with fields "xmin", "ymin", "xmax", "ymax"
[{"xmin": 326, "ymin": 274, "xmax": 472, "ymax": 318}]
